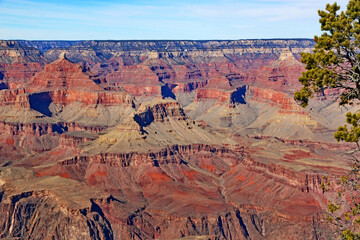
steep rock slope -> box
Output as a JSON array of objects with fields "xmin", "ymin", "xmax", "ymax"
[
  {"xmin": 195, "ymin": 75, "xmax": 246, "ymax": 106},
  {"xmin": 0, "ymin": 53, "xmax": 135, "ymax": 125}
]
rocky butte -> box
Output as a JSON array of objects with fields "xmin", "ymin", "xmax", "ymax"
[{"xmin": 0, "ymin": 39, "xmax": 357, "ymax": 239}]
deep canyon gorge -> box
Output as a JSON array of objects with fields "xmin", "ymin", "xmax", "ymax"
[{"xmin": 0, "ymin": 39, "xmax": 356, "ymax": 239}]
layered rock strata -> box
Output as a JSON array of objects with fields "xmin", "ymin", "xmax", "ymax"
[{"xmin": 0, "ymin": 39, "xmax": 352, "ymax": 240}]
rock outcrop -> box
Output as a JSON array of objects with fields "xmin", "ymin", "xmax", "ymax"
[
  {"xmin": 253, "ymin": 48, "xmax": 305, "ymax": 92},
  {"xmin": 195, "ymin": 75, "xmax": 246, "ymax": 106},
  {"xmin": 107, "ymin": 64, "xmax": 175, "ymax": 100},
  {"xmin": 248, "ymin": 86, "xmax": 307, "ymax": 114},
  {"xmin": 0, "ymin": 41, "xmax": 43, "ymax": 64},
  {"xmin": 0, "ymin": 53, "xmax": 135, "ymax": 114},
  {"xmin": 29, "ymin": 53, "xmax": 103, "ymax": 91}
]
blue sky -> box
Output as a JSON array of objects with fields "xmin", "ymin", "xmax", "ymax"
[{"xmin": 0, "ymin": 0, "xmax": 349, "ymax": 40}]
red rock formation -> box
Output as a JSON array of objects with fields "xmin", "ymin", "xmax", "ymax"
[
  {"xmin": 0, "ymin": 88, "xmax": 29, "ymax": 108},
  {"xmin": 48, "ymin": 89, "xmax": 133, "ymax": 106},
  {"xmin": 196, "ymin": 88, "xmax": 233, "ymax": 103},
  {"xmin": 248, "ymin": 86, "xmax": 307, "ymax": 114},
  {"xmin": 106, "ymin": 65, "xmax": 166, "ymax": 98},
  {"xmin": 254, "ymin": 49, "xmax": 305, "ymax": 92},
  {"xmin": 148, "ymin": 63, "xmax": 209, "ymax": 94},
  {"xmin": 196, "ymin": 59, "xmax": 245, "ymax": 80},
  {"xmin": 0, "ymin": 121, "xmax": 104, "ymax": 137},
  {"xmin": 121, "ymin": 84, "xmax": 163, "ymax": 97},
  {"xmin": 171, "ymin": 80, "xmax": 207, "ymax": 94},
  {"xmin": 0, "ymin": 62, "xmax": 43, "ymax": 89},
  {"xmin": 30, "ymin": 53, "xmax": 103, "ymax": 91},
  {"xmin": 90, "ymin": 56, "xmax": 123, "ymax": 77},
  {"xmin": 196, "ymin": 75, "xmax": 231, "ymax": 102},
  {"xmin": 107, "ymin": 65, "xmax": 159, "ymax": 85},
  {"xmin": 59, "ymin": 131, "xmax": 98, "ymax": 149},
  {"xmin": 195, "ymin": 75, "xmax": 245, "ymax": 106},
  {"xmin": 136, "ymin": 99, "xmax": 187, "ymax": 124},
  {"xmin": 25, "ymin": 141, "xmax": 337, "ymax": 240},
  {"xmin": 0, "ymin": 168, "xmax": 112, "ymax": 240},
  {"xmin": 0, "ymin": 54, "xmax": 135, "ymax": 111},
  {"xmin": 205, "ymin": 75, "xmax": 232, "ymax": 90}
]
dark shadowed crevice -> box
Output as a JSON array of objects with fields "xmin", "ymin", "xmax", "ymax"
[
  {"xmin": 235, "ymin": 209, "xmax": 250, "ymax": 239},
  {"xmin": 1, "ymin": 161, "xmax": 13, "ymax": 167},
  {"xmin": 51, "ymin": 124, "xmax": 68, "ymax": 134},
  {"xmin": 89, "ymin": 199, "xmax": 114, "ymax": 240},
  {"xmin": 0, "ymin": 82, "xmax": 8, "ymax": 90},
  {"xmin": 251, "ymin": 213, "xmax": 264, "ymax": 236},
  {"xmin": 161, "ymin": 84, "xmax": 176, "ymax": 99},
  {"xmin": 231, "ymin": 85, "xmax": 247, "ymax": 104},
  {"xmin": 217, "ymin": 216, "xmax": 227, "ymax": 239},
  {"xmin": 29, "ymin": 92, "xmax": 53, "ymax": 117},
  {"xmin": 134, "ymin": 109, "xmax": 154, "ymax": 128}
]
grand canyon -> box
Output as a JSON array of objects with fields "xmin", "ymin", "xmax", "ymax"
[{"xmin": 0, "ymin": 39, "xmax": 356, "ymax": 239}]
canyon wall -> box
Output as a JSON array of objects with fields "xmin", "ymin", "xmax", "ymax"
[{"xmin": 0, "ymin": 39, "xmax": 350, "ymax": 240}]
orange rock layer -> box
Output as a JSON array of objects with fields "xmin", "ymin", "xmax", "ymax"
[{"xmin": 248, "ymin": 86, "xmax": 307, "ymax": 114}]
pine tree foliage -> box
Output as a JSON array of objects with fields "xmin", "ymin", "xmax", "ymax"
[
  {"xmin": 295, "ymin": 1, "xmax": 360, "ymax": 239},
  {"xmin": 295, "ymin": 0, "xmax": 360, "ymax": 107}
]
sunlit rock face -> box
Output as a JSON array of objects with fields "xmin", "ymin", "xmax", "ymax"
[{"xmin": 0, "ymin": 39, "xmax": 352, "ymax": 240}]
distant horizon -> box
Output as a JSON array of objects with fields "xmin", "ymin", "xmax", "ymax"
[
  {"xmin": 2, "ymin": 38, "xmax": 314, "ymax": 41},
  {"xmin": 0, "ymin": 0, "xmax": 349, "ymax": 40}
]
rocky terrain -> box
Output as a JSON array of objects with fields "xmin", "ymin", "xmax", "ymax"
[{"xmin": 0, "ymin": 39, "xmax": 357, "ymax": 240}]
